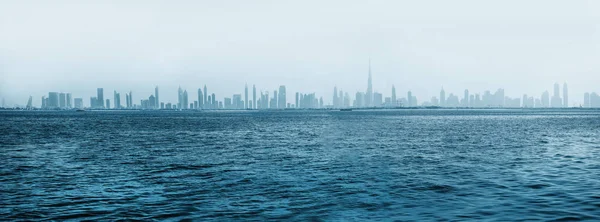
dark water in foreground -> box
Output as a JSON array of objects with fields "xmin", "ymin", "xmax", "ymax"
[{"xmin": 1, "ymin": 109, "xmax": 600, "ymax": 221}]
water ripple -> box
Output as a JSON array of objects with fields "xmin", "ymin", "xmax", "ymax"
[{"xmin": 1, "ymin": 110, "xmax": 600, "ymax": 220}]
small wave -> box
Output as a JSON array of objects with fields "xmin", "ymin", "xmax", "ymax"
[
  {"xmin": 525, "ymin": 183, "xmax": 550, "ymax": 189},
  {"xmin": 414, "ymin": 183, "xmax": 456, "ymax": 193}
]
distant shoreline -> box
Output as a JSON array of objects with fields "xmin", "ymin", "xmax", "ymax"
[{"xmin": 1, "ymin": 107, "xmax": 597, "ymax": 112}]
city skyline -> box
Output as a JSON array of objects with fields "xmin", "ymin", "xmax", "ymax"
[
  {"xmin": 3, "ymin": 69, "xmax": 595, "ymax": 108},
  {"xmin": 1, "ymin": 59, "xmax": 597, "ymax": 109},
  {"xmin": 3, "ymin": 60, "xmax": 598, "ymax": 109},
  {"xmin": 7, "ymin": 66, "xmax": 600, "ymax": 109}
]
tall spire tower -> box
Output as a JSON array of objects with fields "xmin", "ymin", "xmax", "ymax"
[
  {"xmin": 366, "ymin": 58, "xmax": 373, "ymax": 107},
  {"xmin": 178, "ymin": 86, "xmax": 183, "ymax": 109}
]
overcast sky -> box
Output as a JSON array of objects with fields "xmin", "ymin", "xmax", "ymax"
[{"xmin": 1, "ymin": 0, "xmax": 599, "ymax": 107}]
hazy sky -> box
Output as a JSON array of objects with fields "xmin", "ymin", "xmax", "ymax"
[{"xmin": 1, "ymin": 0, "xmax": 599, "ymax": 107}]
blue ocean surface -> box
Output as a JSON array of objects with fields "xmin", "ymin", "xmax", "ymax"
[{"xmin": 1, "ymin": 109, "xmax": 600, "ymax": 221}]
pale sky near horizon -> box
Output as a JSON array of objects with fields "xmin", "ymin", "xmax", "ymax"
[{"xmin": 1, "ymin": 0, "xmax": 599, "ymax": 107}]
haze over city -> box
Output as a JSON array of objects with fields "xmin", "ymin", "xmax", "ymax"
[
  {"xmin": 1, "ymin": 0, "xmax": 599, "ymax": 107},
  {"xmin": 4, "ymin": 1, "xmax": 600, "ymax": 221}
]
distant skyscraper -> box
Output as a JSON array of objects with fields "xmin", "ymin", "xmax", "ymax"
[
  {"xmin": 527, "ymin": 96, "xmax": 534, "ymax": 108},
  {"xmin": 480, "ymin": 91, "xmax": 490, "ymax": 106},
  {"xmin": 224, "ymin": 97, "xmax": 232, "ymax": 109},
  {"xmin": 97, "ymin": 88, "xmax": 104, "ymax": 108},
  {"xmin": 183, "ymin": 90, "xmax": 189, "ymax": 109},
  {"xmin": 126, "ymin": 91, "xmax": 133, "ymax": 108},
  {"xmin": 391, "ymin": 85, "xmax": 396, "ymax": 106},
  {"xmin": 584, "ymin": 92, "xmax": 590, "ymax": 108},
  {"xmin": 278, "ymin": 86, "xmax": 286, "ymax": 109},
  {"xmin": 344, "ymin": 92, "xmax": 350, "ymax": 107},
  {"xmin": 203, "ymin": 85, "xmax": 208, "ymax": 107},
  {"xmin": 440, "ymin": 88, "xmax": 446, "ymax": 107},
  {"xmin": 272, "ymin": 90, "xmax": 278, "ymax": 109},
  {"xmin": 253, "ymin": 85, "xmax": 256, "ymax": 109},
  {"xmin": 475, "ymin": 94, "xmax": 481, "ymax": 107},
  {"xmin": 366, "ymin": 59, "xmax": 373, "ymax": 107},
  {"xmin": 319, "ymin": 97, "xmax": 324, "ymax": 108},
  {"xmin": 373, "ymin": 92, "xmax": 382, "ymax": 107},
  {"xmin": 26, "ymin": 96, "xmax": 33, "ymax": 109},
  {"xmin": 155, "ymin": 86, "xmax": 159, "ymax": 109},
  {"xmin": 469, "ymin": 95, "xmax": 475, "ymax": 107},
  {"xmin": 48, "ymin": 92, "xmax": 59, "ymax": 108},
  {"xmin": 207, "ymin": 95, "xmax": 212, "ymax": 108},
  {"xmin": 124, "ymin": 93, "xmax": 128, "ymax": 108},
  {"xmin": 563, "ymin": 82, "xmax": 568, "ymax": 107},
  {"xmin": 260, "ymin": 91, "xmax": 268, "ymax": 109},
  {"xmin": 113, "ymin": 91, "xmax": 120, "ymax": 109},
  {"xmin": 178, "ymin": 86, "xmax": 183, "ymax": 109},
  {"xmin": 339, "ymin": 90, "xmax": 344, "ymax": 108},
  {"xmin": 198, "ymin": 88, "xmax": 204, "ymax": 109},
  {"xmin": 245, "ymin": 84, "xmax": 248, "ymax": 109},
  {"xmin": 591, "ymin": 92, "xmax": 600, "ymax": 108},
  {"xmin": 129, "ymin": 92, "xmax": 133, "ymax": 108},
  {"xmin": 295, "ymin": 92, "xmax": 299, "ymax": 108},
  {"xmin": 446, "ymin": 93, "xmax": 459, "ymax": 107},
  {"xmin": 106, "ymin": 99, "xmax": 110, "ymax": 109},
  {"xmin": 233, "ymin": 94, "xmax": 242, "ymax": 109},
  {"xmin": 333, "ymin": 86, "xmax": 338, "ymax": 108},
  {"xmin": 41, "ymin": 96, "xmax": 46, "ymax": 109},
  {"xmin": 551, "ymin": 83, "xmax": 562, "ymax": 108},
  {"xmin": 149, "ymin": 95, "xmax": 156, "ymax": 109},
  {"xmin": 355, "ymin": 92, "xmax": 364, "ymax": 107},
  {"xmin": 211, "ymin": 93, "xmax": 216, "ymax": 109},
  {"xmin": 463, "ymin": 89, "xmax": 469, "ymax": 107},
  {"xmin": 59, "ymin": 93, "xmax": 66, "ymax": 108},
  {"xmin": 66, "ymin": 93, "xmax": 72, "ymax": 109},
  {"xmin": 74, "ymin": 98, "xmax": 83, "ymax": 109},
  {"xmin": 407, "ymin": 91, "xmax": 413, "ymax": 107},
  {"xmin": 541, "ymin": 91, "xmax": 550, "ymax": 108},
  {"xmin": 494, "ymin": 88, "xmax": 505, "ymax": 107}
]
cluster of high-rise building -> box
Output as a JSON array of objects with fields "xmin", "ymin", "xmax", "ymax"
[
  {"xmin": 12, "ymin": 61, "xmax": 599, "ymax": 110},
  {"xmin": 327, "ymin": 63, "xmax": 583, "ymax": 108},
  {"xmin": 225, "ymin": 85, "xmax": 293, "ymax": 109},
  {"xmin": 583, "ymin": 92, "xmax": 600, "ymax": 108},
  {"xmin": 23, "ymin": 83, "xmax": 600, "ymax": 110},
  {"xmin": 41, "ymin": 92, "xmax": 74, "ymax": 109},
  {"xmin": 334, "ymin": 82, "xmax": 575, "ymax": 108},
  {"xmin": 89, "ymin": 88, "xmax": 105, "ymax": 109}
]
